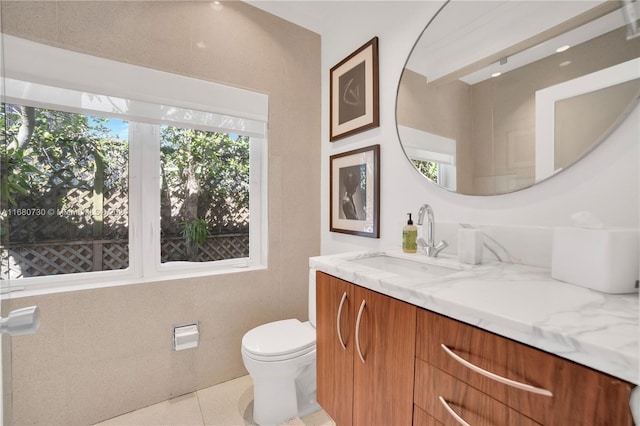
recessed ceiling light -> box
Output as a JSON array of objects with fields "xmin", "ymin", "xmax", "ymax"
[
  {"xmin": 556, "ymin": 45, "xmax": 570, "ymax": 53},
  {"xmin": 491, "ymin": 72, "xmax": 502, "ymax": 78},
  {"xmin": 559, "ymin": 61, "xmax": 572, "ymax": 67}
]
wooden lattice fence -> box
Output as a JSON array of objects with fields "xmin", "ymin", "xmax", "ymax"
[
  {"xmin": 7, "ymin": 149, "xmax": 129, "ymax": 243},
  {"xmin": 1, "ymin": 234, "xmax": 249, "ymax": 279}
]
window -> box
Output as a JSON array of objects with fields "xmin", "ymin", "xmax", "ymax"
[
  {"xmin": 397, "ymin": 125, "xmax": 457, "ymax": 191},
  {"xmin": 159, "ymin": 126, "xmax": 251, "ymax": 264},
  {"xmin": 1, "ymin": 106, "xmax": 130, "ymax": 277},
  {"xmin": 1, "ymin": 35, "xmax": 268, "ymax": 293},
  {"xmin": 412, "ymin": 160, "xmax": 439, "ymax": 184}
]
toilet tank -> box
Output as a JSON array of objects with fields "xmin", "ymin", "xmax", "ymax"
[{"xmin": 308, "ymin": 268, "xmax": 316, "ymax": 328}]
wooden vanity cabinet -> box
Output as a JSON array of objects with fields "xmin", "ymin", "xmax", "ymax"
[
  {"xmin": 316, "ymin": 271, "xmax": 634, "ymax": 425},
  {"xmin": 416, "ymin": 309, "xmax": 635, "ymax": 426},
  {"xmin": 316, "ymin": 272, "xmax": 416, "ymax": 426}
]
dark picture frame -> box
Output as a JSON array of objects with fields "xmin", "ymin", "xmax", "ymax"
[
  {"xmin": 330, "ymin": 145, "xmax": 380, "ymax": 238},
  {"xmin": 330, "ymin": 37, "xmax": 379, "ymax": 142}
]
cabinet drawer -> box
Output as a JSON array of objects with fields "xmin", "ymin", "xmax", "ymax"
[
  {"xmin": 415, "ymin": 359, "xmax": 541, "ymax": 426},
  {"xmin": 416, "ymin": 308, "xmax": 634, "ymax": 425},
  {"xmin": 413, "ymin": 405, "xmax": 444, "ymax": 426}
]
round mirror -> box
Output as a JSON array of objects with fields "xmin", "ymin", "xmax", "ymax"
[{"xmin": 397, "ymin": 0, "xmax": 640, "ymax": 195}]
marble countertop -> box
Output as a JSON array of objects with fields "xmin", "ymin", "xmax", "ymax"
[{"xmin": 309, "ymin": 250, "xmax": 639, "ymax": 385}]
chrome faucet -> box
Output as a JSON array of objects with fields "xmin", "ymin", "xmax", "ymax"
[{"xmin": 416, "ymin": 204, "xmax": 448, "ymax": 257}]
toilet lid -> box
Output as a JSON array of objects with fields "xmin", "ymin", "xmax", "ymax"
[{"xmin": 242, "ymin": 319, "xmax": 316, "ymax": 360}]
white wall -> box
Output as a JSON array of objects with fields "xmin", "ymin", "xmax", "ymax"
[{"xmin": 321, "ymin": 1, "xmax": 639, "ymax": 255}]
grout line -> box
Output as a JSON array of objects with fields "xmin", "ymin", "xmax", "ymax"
[{"xmin": 194, "ymin": 389, "xmax": 207, "ymax": 426}]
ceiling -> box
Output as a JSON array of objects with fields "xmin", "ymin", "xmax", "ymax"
[
  {"xmin": 244, "ymin": 1, "xmax": 347, "ymax": 34},
  {"xmin": 406, "ymin": 0, "xmax": 620, "ymax": 84}
]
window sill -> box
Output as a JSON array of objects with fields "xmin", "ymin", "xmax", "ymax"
[{"xmin": 4, "ymin": 263, "xmax": 268, "ymax": 299}]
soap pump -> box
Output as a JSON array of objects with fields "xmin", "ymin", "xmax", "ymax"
[{"xmin": 402, "ymin": 213, "xmax": 418, "ymax": 253}]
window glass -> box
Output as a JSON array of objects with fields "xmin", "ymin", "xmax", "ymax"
[
  {"xmin": 1, "ymin": 104, "xmax": 129, "ymax": 278},
  {"xmin": 413, "ymin": 160, "xmax": 439, "ymax": 184},
  {"xmin": 159, "ymin": 126, "xmax": 250, "ymax": 263}
]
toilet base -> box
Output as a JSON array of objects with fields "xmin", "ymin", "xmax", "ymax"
[{"xmin": 244, "ymin": 350, "xmax": 319, "ymax": 425}]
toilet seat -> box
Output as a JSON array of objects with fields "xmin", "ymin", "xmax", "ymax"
[{"xmin": 242, "ymin": 319, "xmax": 316, "ymax": 362}]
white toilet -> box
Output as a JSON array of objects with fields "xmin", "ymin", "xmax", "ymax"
[{"xmin": 241, "ymin": 271, "xmax": 319, "ymax": 425}]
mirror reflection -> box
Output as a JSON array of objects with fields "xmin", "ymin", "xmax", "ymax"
[{"xmin": 397, "ymin": 0, "xmax": 640, "ymax": 195}]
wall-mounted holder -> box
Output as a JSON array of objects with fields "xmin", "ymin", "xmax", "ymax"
[
  {"xmin": 173, "ymin": 323, "xmax": 199, "ymax": 351},
  {"xmin": 0, "ymin": 306, "xmax": 40, "ymax": 336}
]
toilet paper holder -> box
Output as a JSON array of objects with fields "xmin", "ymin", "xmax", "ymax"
[{"xmin": 173, "ymin": 323, "xmax": 199, "ymax": 351}]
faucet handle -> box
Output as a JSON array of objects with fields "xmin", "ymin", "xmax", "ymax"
[
  {"xmin": 432, "ymin": 240, "xmax": 448, "ymax": 258},
  {"xmin": 417, "ymin": 237, "xmax": 427, "ymax": 249},
  {"xmin": 418, "ymin": 238, "xmax": 448, "ymax": 257},
  {"xmin": 435, "ymin": 240, "xmax": 448, "ymax": 252}
]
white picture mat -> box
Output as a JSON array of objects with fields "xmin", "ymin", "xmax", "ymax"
[{"xmin": 331, "ymin": 44, "xmax": 375, "ymax": 136}]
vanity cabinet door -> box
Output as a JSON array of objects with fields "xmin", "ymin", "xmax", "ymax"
[
  {"xmin": 416, "ymin": 309, "xmax": 634, "ymax": 426},
  {"xmin": 316, "ymin": 272, "xmax": 354, "ymax": 426},
  {"xmin": 352, "ymin": 285, "xmax": 416, "ymax": 426},
  {"xmin": 316, "ymin": 272, "xmax": 417, "ymax": 426}
]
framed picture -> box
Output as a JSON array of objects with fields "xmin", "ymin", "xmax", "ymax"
[
  {"xmin": 330, "ymin": 145, "xmax": 380, "ymax": 238},
  {"xmin": 330, "ymin": 37, "xmax": 379, "ymax": 142}
]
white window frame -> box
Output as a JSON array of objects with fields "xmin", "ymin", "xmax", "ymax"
[
  {"xmin": 397, "ymin": 125, "xmax": 458, "ymax": 191},
  {"xmin": 535, "ymin": 57, "xmax": 640, "ymax": 182},
  {"xmin": 1, "ymin": 35, "xmax": 269, "ymax": 296}
]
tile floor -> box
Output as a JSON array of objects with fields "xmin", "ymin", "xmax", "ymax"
[{"xmin": 93, "ymin": 375, "xmax": 335, "ymax": 426}]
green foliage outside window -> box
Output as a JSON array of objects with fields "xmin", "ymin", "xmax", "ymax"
[
  {"xmin": 1, "ymin": 104, "xmax": 250, "ymax": 252},
  {"xmin": 413, "ymin": 160, "xmax": 439, "ymax": 184}
]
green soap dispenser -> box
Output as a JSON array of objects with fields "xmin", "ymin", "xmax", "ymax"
[{"xmin": 402, "ymin": 213, "xmax": 418, "ymax": 253}]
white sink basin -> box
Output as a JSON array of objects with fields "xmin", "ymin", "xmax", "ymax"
[{"xmin": 349, "ymin": 254, "xmax": 462, "ymax": 281}]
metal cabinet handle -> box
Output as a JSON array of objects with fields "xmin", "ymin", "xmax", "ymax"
[
  {"xmin": 438, "ymin": 396, "xmax": 471, "ymax": 426},
  {"xmin": 355, "ymin": 299, "xmax": 366, "ymax": 363},
  {"xmin": 336, "ymin": 292, "xmax": 347, "ymax": 350},
  {"xmin": 441, "ymin": 344, "xmax": 553, "ymax": 397}
]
